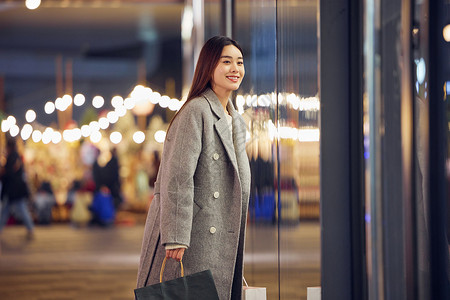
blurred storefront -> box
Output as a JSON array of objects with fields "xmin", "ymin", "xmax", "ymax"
[
  {"xmin": 0, "ymin": 1, "xmax": 321, "ymax": 299},
  {"xmin": 321, "ymin": 0, "xmax": 449, "ymax": 299}
]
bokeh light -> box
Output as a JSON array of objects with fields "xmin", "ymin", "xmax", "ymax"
[{"xmin": 133, "ymin": 131, "xmax": 145, "ymax": 144}]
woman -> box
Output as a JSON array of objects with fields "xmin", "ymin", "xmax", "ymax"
[{"xmin": 136, "ymin": 36, "xmax": 251, "ymax": 300}]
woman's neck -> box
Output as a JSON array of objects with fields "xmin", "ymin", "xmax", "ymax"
[{"xmin": 212, "ymin": 87, "xmax": 231, "ymax": 111}]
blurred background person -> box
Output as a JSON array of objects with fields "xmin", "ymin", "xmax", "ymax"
[
  {"xmin": 148, "ymin": 150, "xmax": 160, "ymax": 190},
  {"xmin": 70, "ymin": 180, "xmax": 93, "ymax": 228},
  {"xmin": 93, "ymin": 147, "xmax": 123, "ymax": 210},
  {"xmin": 0, "ymin": 138, "xmax": 34, "ymax": 239},
  {"xmin": 89, "ymin": 185, "xmax": 115, "ymax": 227},
  {"xmin": 33, "ymin": 181, "xmax": 55, "ymax": 225}
]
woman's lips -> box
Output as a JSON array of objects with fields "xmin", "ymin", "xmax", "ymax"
[{"xmin": 227, "ymin": 76, "xmax": 239, "ymax": 82}]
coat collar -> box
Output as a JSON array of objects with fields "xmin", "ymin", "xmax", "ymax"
[
  {"xmin": 203, "ymin": 88, "xmax": 246, "ymax": 176},
  {"xmin": 202, "ymin": 88, "xmax": 228, "ymax": 120}
]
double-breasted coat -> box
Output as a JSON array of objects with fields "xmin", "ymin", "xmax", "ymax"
[{"xmin": 136, "ymin": 88, "xmax": 251, "ymax": 300}]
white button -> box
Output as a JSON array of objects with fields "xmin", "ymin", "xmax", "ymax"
[
  {"xmin": 213, "ymin": 153, "xmax": 220, "ymax": 160},
  {"xmin": 213, "ymin": 192, "xmax": 220, "ymax": 199},
  {"xmin": 210, "ymin": 227, "xmax": 216, "ymax": 234}
]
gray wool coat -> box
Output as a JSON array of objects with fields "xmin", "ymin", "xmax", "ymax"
[{"xmin": 136, "ymin": 88, "xmax": 251, "ymax": 300}]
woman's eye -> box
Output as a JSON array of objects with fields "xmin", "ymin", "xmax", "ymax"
[
  {"xmin": 238, "ymin": 61, "xmax": 244, "ymax": 65},
  {"xmin": 223, "ymin": 60, "xmax": 231, "ymax": 64}
]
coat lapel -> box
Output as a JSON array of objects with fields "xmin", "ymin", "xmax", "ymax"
[
  {"xmin": 203, "ymin": 89, "xmax": 239, "ymax": 174},
  {"xmin": 229, "ymin": 101, "xmax": 251, "ymax": 193}
]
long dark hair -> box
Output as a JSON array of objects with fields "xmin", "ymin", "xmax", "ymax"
[{"xmin": 168, "ymin": 36, "xmax": 243, "ymax": 130}]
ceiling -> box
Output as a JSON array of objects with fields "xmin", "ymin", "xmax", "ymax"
[
  {"xmin": 0, "ymin": 1, "xmax": 185, "ymax": 125},
  {"xmin": 0, "ymin": 1, "xmax": 183, "ymax": 55}
]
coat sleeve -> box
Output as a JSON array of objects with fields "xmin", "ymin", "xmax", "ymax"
[{"xmin": 158, "ymin": 101, "xmax": 204, "ymax": 247}]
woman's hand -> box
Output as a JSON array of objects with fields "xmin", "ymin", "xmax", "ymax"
[{"xmin": 166, "ymin": 248, "xmax": 185, "ymax": 262}]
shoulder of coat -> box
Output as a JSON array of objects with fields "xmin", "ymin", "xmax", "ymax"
[{"xmin": 179, "ymin": 96, "xmax": 210, "ymax": 116}]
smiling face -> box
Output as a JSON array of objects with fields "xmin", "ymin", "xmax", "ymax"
[{"xmin": 211, "ymin": 45, "xmax": 245, "ymax": 98}]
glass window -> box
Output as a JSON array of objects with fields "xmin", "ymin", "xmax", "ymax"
[{"xmin": 235, "ymin": 0, "xmax": 320, "ymax": 298}]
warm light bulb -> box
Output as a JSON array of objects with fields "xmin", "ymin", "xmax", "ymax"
[
  {"xmin": 63, "ymin": 130, "xmax": 73, "ymax": 142},
  {"xmin": 32, "ymin": 130, "xmax": 42, "ymax": 143},
  {"xmin": 72, "ymin": 128, "xmax": 82, "ymax": 141},
  {"xmin": 1, "ymin": 120, "xmax": 11, "ymax": 132},
  {"xmin": 111, "ymin": 96, "xmax": 124, "ymax": 108},
  {"xmin": 90, "ymin": 131, "xmax": 102, "ymax": 143},
  {"xmin": 10, "ymin": 125, "xmax": 19, "ymax": 137},
  {"xmin": 42, "ymin": 131, "xmax": 52, "ymax": 144},
  {"xmin": 51, "ymin": 131, "xmax": 62, "ymax": 144},
  {"xmin": 81, "ymin": 125, "xmax": 91, "ymax": 137},
  {"xmin": 133, "ymin": 131, "xmax": 145, "ymax": 144},
  {"xmin": 443, "ymin": 24, "xmax": 450, "ymax": 42},
  {"xmin": 25, "ymin": 0, "xmax": 41, "ymax": 10},
  {"xmin": 159, "ymin": 96, "xmax": 170, "ymax": 108},
  {"xmin": 236, "ymin": 95, "xmax": 245, "ymax": 108},
  {"xmin": 168, "ymin": 99, "xmax": 180, "ymax": 111},
  {"xmin": 62, "ymin": 94, "xmax": 72, "ymax": 108},
  {"xmin": 25, "ymin": 110, "xmax": 36, "ymax": 123},
  {"xmin": 131, "ymin": 85, "xmax": 147, "ymax": 99},
  {"xmin": 154, "ymin": 130, "xmax": 166, "ymax": 143},
  {"xmin": 45, "ymin": 101, "xmax": 56, "ymax": 114},
  {"xmin": 7, "ymin": 116, "xmax": 16, "ymax": 125},
  {"xmin": 150, "ymin": 92, "xmax": 161, "ymax": 104},
  {"xmin": 115, "ymin": 106, "xmax": 127, "ymax": 117},
  {"xmin": 124, "ymin": 98, "xmax": 136, "ymax": 110},
  {"xmin": 89, "ymin": 121, "xmax": 100, "ymax": 132},
  {"xmin": 74, "ymin": 94, "xmax": 86, "ymax": 106},
  {"xmin": 107, "ymin": 111, "xmax": 119, "ymax": 124},
  {"xmin": 110, "ymin": 131, "xmax": 122, "ymax": 144},
  {"xmin": 92, "ymin": 96, "xmax": 105, "ymax": 109},
  {"xmin": 98, "ymin": 117, "xmax": 110, "ymax": 130},
  {"xmin": 21, "ymin": 124, "xmax": 33, "ymax": 140}
]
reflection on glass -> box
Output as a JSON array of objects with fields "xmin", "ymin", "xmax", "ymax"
[
  {"xmin": 277, "ymin": 2, "xmax": 320, "ymax": 299},
  {"xmin": 235, "ymin": 2, "xmax": 279, "ymax": 298},
  {"xmin": 413, "ymin": 1, "xmax": 431, "ymax": 299},
  {"xmin": 236, "ymin": 0, "xmax": 320, "ymax": 299},
  {"xmin": 204, "ymin": 0, "xmax": 220, "ymax": 39}
]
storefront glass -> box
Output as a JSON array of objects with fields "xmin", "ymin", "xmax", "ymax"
[
  {"xmin": 276, "ymin": 1, "xmax": 320, "ymax": 299},
  {"xmin": 235, "ymin": 0, "xmax": 321, "ymax": 299},
  {"xmin": 0, "ymin": 1, "xmax": 321, "ymax": 298},
  {"xmin": 234, "ymin": 1, "xmax": 279, "ymax": 298},
  {"xmin": 413, "ymin": 1, "xmax": 431, "ymax": 298}
]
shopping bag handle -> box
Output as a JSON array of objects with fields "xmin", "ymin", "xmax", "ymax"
[
  {"xmin": 160, "ymin": 257, "xmax": 185, "ymax": 283},
  {"xmin": 243, "ymin": 276, "xmax": 249, "ymax": 287}
]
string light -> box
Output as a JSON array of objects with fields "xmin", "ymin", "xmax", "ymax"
[
  {"xmin": 11, "ymin": 85, "xmax": 183, "ymax": 145},
  {"xmin": 4, "ymin": 84, "xmax": 319, "ymax": 146}
]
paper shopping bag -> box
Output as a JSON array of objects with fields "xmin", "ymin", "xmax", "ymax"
[
  {"xmin": 242, "ymin": 286, "xmax": 267, "ymax": 300},
  {"xmin": 242, "ymin": 277, "xmax": 266, "ymax": 300}
]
